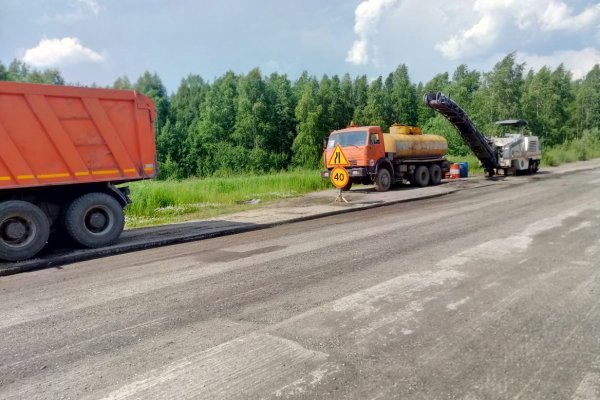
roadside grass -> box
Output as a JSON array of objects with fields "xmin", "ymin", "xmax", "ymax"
[
  {"xmin": 124, "ymin": 169, "xmax": 330, "ymax": 228},
  {"xmin": 541, "ymin": 135, "xmax": 600, "ymax": 167},
  {"xmin": 124, "ymin": 138, "xmax": 600, "ymax": 228},
  {"xmin": 123, "ymin": 154, "xmax": 493, "ymax": 228}
]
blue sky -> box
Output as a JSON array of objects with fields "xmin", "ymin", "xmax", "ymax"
[{"xmin": 2, "ymin": 0, "xmax": 600, "ymax": 92}]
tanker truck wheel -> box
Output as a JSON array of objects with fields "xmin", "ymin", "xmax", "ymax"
[
  {"xmin": 64, "ymin": 193, "xmax": 125, "ymax": 248},
  {"xmin": 0, "ymin": 200, "xmax": 50, "ymax": 261},
  {"xmin": 413, "ymin": 166, "xmax": 430, "ymax": 187},
  {"xmin": 374, "ymin": 168, "xmax": 391, "ymax": 192},
  {"xmin": 429, "ymin": 164, "xmax": 442, "ymax": 185}
]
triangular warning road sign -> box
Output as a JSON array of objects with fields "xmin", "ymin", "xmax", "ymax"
[{"xmin": 328, "ymin": 144, "xmax": 350, "ymax": 166}]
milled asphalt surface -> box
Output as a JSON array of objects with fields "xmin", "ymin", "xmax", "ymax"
[
  {"xmin": 1, "ymin": 159, "xmax": 600, "ymax": 399},
  {"xmin": 1, "ymin": 159, "xmax": 599, "ymax": 276}
]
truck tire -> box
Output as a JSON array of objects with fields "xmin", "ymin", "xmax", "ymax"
[
  {"xmin": 64, "ymin": 193, "xmax": 125, "ymax": 248},
  {"xmin": 413, "ymin": 165, "xmax": 430, "ymax": 187},
  {"xmin": 0, "ymin": 200, "xmax": 50, "ymax": 261},
  {"xmin": 429, "ymin": 164, "xmax": 442, "ymax": 185},
  {"xmin": 374, "ymin": 168, "xmax": 392, "ymax": 192},
  {"xmin": 341, "ymin": 180, "xmax": 353, "ymax": 191}
]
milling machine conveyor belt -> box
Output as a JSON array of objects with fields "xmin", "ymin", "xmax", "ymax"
[{"xmin": 424, "ymin": 92, "xmax": 498, "ymax": 172}]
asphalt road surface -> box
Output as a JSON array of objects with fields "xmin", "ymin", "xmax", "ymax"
[{"xmin": 1, "ymin": 168, "xmax": 600, "ymax": 399}]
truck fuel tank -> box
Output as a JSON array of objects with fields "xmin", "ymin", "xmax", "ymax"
[{"xmin": 383, "ymin": 124, "xmax": 448, "ymax": 158}]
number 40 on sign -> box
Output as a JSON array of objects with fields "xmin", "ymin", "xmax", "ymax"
[{"xmin": 330, "ymin": 166, "xmax": 349, "ymax": 189}]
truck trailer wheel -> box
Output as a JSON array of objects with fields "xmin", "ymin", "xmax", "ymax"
[
  {"xmin": 413, "ymin": 166, "xmax": 430, "ymax": 187},
  {"xmin": 374, "ymin": 168, "xmax": 392, "ymax": 192},
  {"xmin": 0, "ymin": 200, "xmax": 50, "ymax": 261},
  {"xmin": 64, "ymin": 193, "xmax": 125, "ymax": 248},
  {"xmin": 429, "ymin": 164, "xmax": 442, "ymax": 185}
]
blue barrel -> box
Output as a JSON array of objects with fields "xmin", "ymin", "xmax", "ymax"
[{"xmin": 458, "ymin": 162, "xmax": 469, "ymax": 177}]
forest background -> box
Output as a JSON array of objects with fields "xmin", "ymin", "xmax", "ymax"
[{"xmin": 2, "ymin": 52, "xmax": 600, "ymax": 180}]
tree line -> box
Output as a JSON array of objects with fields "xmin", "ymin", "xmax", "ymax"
[{"xmin": 2, "ymin": 54, "xmax": 600, "ymax": 179}]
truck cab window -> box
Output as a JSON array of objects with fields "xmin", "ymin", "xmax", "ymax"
[{"xmin": 328, "ymin": 130, "xmax": 368, "ymax": 148}]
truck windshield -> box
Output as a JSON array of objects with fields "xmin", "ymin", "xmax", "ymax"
[{"xmin": 328, "ymin": 130, "xmax": 368, "ymax": 149}]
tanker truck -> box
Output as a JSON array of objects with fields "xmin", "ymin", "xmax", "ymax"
[
  {"xmin": 0, "ymin": 81, "xmax": 157, "ymax": 261},
  {"xmin": 321, "ymin": 124, "xmax": 450, "ymax": 191}
]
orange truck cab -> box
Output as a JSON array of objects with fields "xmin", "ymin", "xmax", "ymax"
[{"xmin": 321, "ymin": 124, "xmax": 450, "ymax": 192}]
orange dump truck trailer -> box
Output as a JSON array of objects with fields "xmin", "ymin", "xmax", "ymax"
[{"xmin": 0, "ymin": 81, "xmax": 157, "ymax": 261}]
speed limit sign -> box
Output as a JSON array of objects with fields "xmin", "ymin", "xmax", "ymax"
[{"xmin": 330, "ymin": 167, "xmax": 350, "ymax": 189}]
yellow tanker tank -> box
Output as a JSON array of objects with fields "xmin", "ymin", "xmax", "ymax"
[{"xmin": 384, "ymin": 124, "xmax": 448, "ymax": 158}]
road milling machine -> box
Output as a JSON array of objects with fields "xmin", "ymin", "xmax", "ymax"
[{"xmin": 424, "ymin": 92, "xmax": 541, "ymax": 177}]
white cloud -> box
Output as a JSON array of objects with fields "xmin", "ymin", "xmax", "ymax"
[
  {"xmin": 436, "ymin": 0, "xmax": 600, "ymax": 60},
  {"xmin": 541, "ymin": 1, "xmax": 600, "ymax": 31},
  {"xmin": 435, "ymin": 15, "xmax": 499, "ymax": 60},
  {"xmin": 517, "ymin": 47, "xmax": 600, "ymax": 79},
  {"xmin": 38, "ymin": 0, "xmax": 102, "ymax": 23},
  {"xmin": 23, "ymin": 37, "xmax": 105, "ymax": 67},
  {"xmin": 347, "ymin": 39, "xmax": 369, "ymax": 65},
  {"xmin": 346, "ymin": 0, "xmax": 402, "ymax": 65},
  {"xmin": 77, "ymin": 0, "xmax": 101, "ymax": 16}
]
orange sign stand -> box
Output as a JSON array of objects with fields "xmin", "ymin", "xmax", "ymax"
[{"xmin": 330, "ymin": 166, "xmax": 349, "ymax": 203}]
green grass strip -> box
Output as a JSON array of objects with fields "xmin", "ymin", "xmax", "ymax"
[{"xmin": 124, "ymin": 169, "xmax": 330, "ymax": 228}]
